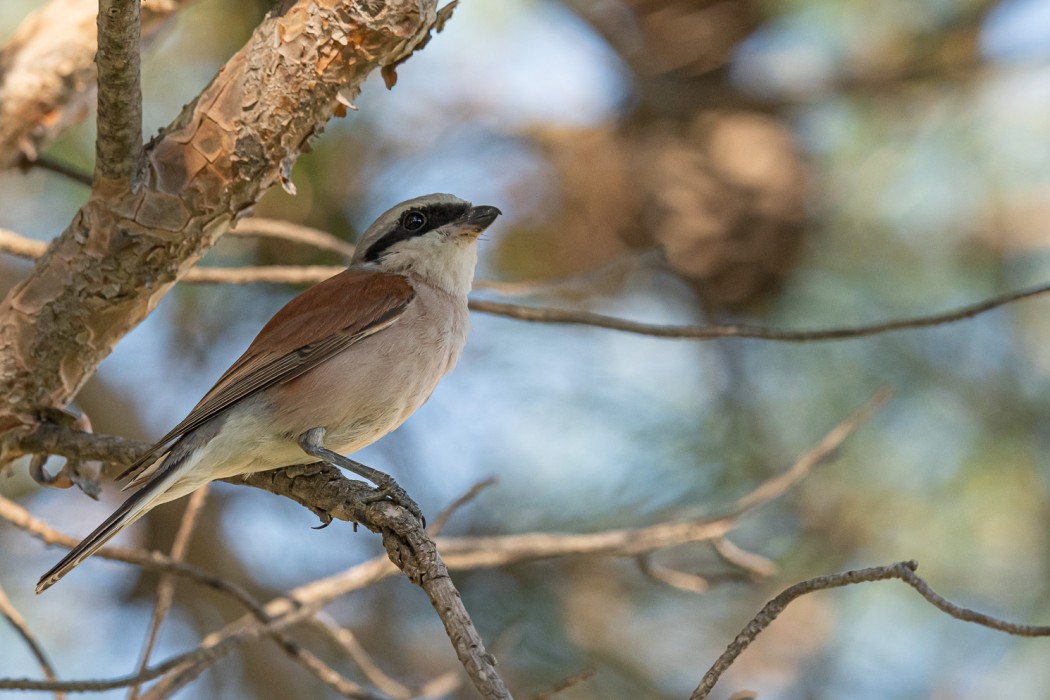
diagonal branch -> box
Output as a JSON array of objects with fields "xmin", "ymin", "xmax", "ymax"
[
  {"xmin": 0, "ymin": 0, "xmax": 444, "ymax": 429},
  {"xmin": 0, "ymin": 0, "xmax": 201, "ymax": 171},
  {"xmin": 0, "ymin": 492, "xmax": 386, "ymax": 700},
  {"xmin": 4, "ymin": 391, "xmax": 884, "ymax": 697},
  {"xmin": 0, "ymin": 583, "xmax": 64, "ymax": 700},
  {"xmin": 94, "ymin": 0, "xmax": 143, "ymax": 189},
  {"xmin": 690, "ymin": 561, "xmax": 1050, "ymax": 700},
  {"xmin": 127, "ymin": 487, "xmax": 210, "ymax": 700}
]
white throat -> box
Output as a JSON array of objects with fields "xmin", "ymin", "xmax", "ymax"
[{"xmin": 374, "ymin": 238, "xmax": 478, "ymax": 297}]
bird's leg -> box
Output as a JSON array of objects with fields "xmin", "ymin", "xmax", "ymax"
[{"xmin": 297, "ymin": 428, "xmax": 424, "ymax": 523}]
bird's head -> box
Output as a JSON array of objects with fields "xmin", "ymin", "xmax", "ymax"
[{"xmin": 352, "ymin": 193, "xmax": 501, "ymax": 296}]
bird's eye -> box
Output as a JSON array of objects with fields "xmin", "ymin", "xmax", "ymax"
[{"xmin": 403, "ymin": 211, "xmax": 427, "ymax": 231}]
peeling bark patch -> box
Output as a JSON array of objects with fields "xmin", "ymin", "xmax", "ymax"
[{"xmin": 0, "ymin": 0, "xmax": 442, "ymax": 418}]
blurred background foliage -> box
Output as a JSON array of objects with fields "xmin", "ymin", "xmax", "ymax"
[{"xmin": 3, "ymin": 0, "xmax": 1050, "ymax": 698}]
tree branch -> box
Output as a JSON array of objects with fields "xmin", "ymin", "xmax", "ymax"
[
  {"xmin": 1, "ymin": 387, "xmax": 882, "ymax": 696},
  {"xmin": 94, "ymin": 0, "xmax": 143, "ymax": 189},
  {"xmin": 0, "ymin": 491, "xmax": 387, "ymax": 700},
  {"xmin": 2, "ymin": 221, "xmax": 1047, "ymax": 344},
  {"xmin": 690, "ymin": 561, "xmax": 1050, "ymax": 700},
  {"xmin": 228, "ymin": 218, "xmax": 357, "ymax": 259},
  {"xmin": 0, "ymin": 0, "xmax": 199, "ymax": 170},
  {"xmin": 468, "ymin": 284, "xmax": 1050, "ymax": 341},
  {"xmin": 127, "ymin": 487, "xmax": 210, "ymax": 700},
  {"xmin": 0, "ymin": 583, "xmax": 64, "ymax": 700},
  {"xmin": 0, "ymin": 0, "xmax": 443, "ymax": 429}
]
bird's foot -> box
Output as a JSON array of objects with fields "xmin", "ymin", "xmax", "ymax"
[
  {"xmin": 298, "ymin": 427, "xmax": 425, "ymax": 525},
  {"xmin": 361, "ymin": 480, "xmax": 425, "ymax": 525}
]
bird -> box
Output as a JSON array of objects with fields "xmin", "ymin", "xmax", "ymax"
[{"xmin": 37, "ymin": 193, "xmax": 501, "ymax": 593}]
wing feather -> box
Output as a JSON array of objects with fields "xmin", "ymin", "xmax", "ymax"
[{"xmin": 118, "ymin": 270, "xmax": 415, "ymax": 480}]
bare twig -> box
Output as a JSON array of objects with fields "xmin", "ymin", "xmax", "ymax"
[
  {"xmin": 710, "ymin": 538, "xmax": 778, "ymax": 580},
  {"xmin": 3, "ymin": 224, "xmax": 1049, "ymax": 343},
  {"xmin": 228, "ymin": 218, "xmax": 357, "ymax": 259},
  {"xmin": 0, "ymin": 231, "xmax": 341, "ymax": 285},
  {"xmin": 468, "ymin": 283, "xmax": 1050, "ymax": 340},
  {"xmin": 183, "ymin": 265, "xmax": 347, "ymax": 286},
  {"xmin": 690, "ymin": 560, "xmax": 1050, "ymax": 700},
  {"xmin": 727, "ymin": 388, "xmax": 891, "ymax": 516},
  {"xmin": 0, "ymin": 229, "xmax": 47, "ymax": 260},
  {"xmin": 428, "ymin": 476, "xmax": 497, "ymax": 536},
  {"xmin": 528, "ymin": 667, "xmax": 596, "ymax": 700},
  {"xmin": 128, "ymin": 486, "xmax": 210, "ymax": 700},
  {"xmin": 18, "ymin": 155, "xmax": 93, "ymax": 187},
  {"xmin": 636, "ymin": 555, "xmax": 710, "ymax": 593},
  {"xmin": 0, "ymin": 600, "xmax": 381, "ymax": 699},
  {"xmin": 94, "ymin": 0, "xmax": 143, "ymax": 188},
  {"xmin": 376, "ymin": 505, "xmax": 510, "ymax": 700},
  {"xmin": 0, "ymin": 610, "xmax": 321, "ymax": 694},
  {"xmin": 0, "ymin": 493, "xmax": 262, "ymax": 615},
  {"xmin": 0, "ymin": 583, "xmax": 64, "ymax": 700},
  {"xmin": 311, "ymin": 613, "xmax": 414, "ymax": 700},
  {"xmin": 5, "ymin": 391, "xmax": 883, "ymax": 696},
  {"xmin": 0, "ymin": 492, "xmax": 380, "ymax": 699}
]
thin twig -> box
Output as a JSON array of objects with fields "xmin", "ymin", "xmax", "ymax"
[
  {"xmin": 528, "ymin": 667, "xmax": 596, "ymax": 700},
  {"xmin": 0, "ymin": 583, "xmax": 64, "ymax": 700},
  {"xmin": 727, "ymin": 388, "xmax": 891, "ymax": 516},
  {"xmin": 0, "ymin": 602, "xmax": 383, "ymax": 699},
  {"xmin": 311, "ymin": 613, "xmax": 413, "ymax": 699},
  {"xmin": 128, "ymin": 486, "xmax": 210, "ymax": 700},
  {"xmin": 636, "ymin": 555, "xmax": 710, "ymax": 593},
  {"xmin": 0, "ymin": 493, "xmax": 261, "ymax": 612},
  {"xmin": 18, "ymin": 155, "xmax": 93, "ymax": 187},
  {"xmin": 710, "ymin": 537, "xmax": 778, "ymax": 580},
  {"xmin": 2, "ymin": 225, "xmax": 1049, "ymax": 343},
  {"xmin": 376, "ymin": 505, "xmax": 510, "ymax": 699},
  {"xmin": 228, "ymin": 218, "xmax": 357, "ymax": 259},
  {"xmin": 184, "ymin": 265, "xmax": 346, "ymax": 285},
  {"xmin": 690, "ymin": 560, "xmax": 1050, "ymax": 700},
  {"xmin": 6, "ymin": 393, "xmax": 884, "ymax": 695},
  {"xmin": 0, "ymin": 609, "xmax": 309, "ymax": 693},
  {"xmin": 428, "ymin": 476, "xmax": 497, "ymax": 536},
  {"xmin": 0, "ymin": 228, "xmax": 47, "ymax": 259},
  {"xmin": 94, "ymin": 0, "xmax": 143, "ymax": 188},
  {"xmin": 468, "ymin": 282, "xmax": 1050, "ymax": 340},
  {"xmin": 0, "ymin": 493, "xmax": 377, "ymax": 699}
]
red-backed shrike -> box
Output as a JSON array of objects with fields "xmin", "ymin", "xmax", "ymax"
[{"xmin": 37, "ymin": 193, "xmax": 501, "ymax": 593}]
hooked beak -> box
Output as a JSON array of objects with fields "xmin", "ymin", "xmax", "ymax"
[{"xmin": 459, "ymin": 205, "xmax": 502, "ymax": 235}]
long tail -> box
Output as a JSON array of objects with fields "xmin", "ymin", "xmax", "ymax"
[{"xmin": 36, "ymin": 457, "xmax": 186, "ymax": 594}]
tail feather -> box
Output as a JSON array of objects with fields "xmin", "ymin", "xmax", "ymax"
[{"xmin": 36, "ymin": 460, "xmax": 184, "ymax": 594}]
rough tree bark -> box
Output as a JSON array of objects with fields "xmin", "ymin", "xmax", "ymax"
[
  {"xmin": 0, "ymin": 0, "xmax": 441, "ymax": 439},
  {"xmin": 0, "ymin": 0, "xmax": 202, "ymax": 170}
]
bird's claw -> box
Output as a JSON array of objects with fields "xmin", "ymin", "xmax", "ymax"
[{"xmin": 363, "ymin": 481, "xmax": 425, "ymax": 526}]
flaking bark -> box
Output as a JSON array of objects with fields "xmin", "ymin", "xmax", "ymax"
[{"xmin": 0, "ymin": 0, "xmax": 439, "ymax": 431}]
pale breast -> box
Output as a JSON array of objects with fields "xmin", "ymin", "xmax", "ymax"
[{"xmin": 265, "ymin": 279, "xmax": 470, "ymax": 455}]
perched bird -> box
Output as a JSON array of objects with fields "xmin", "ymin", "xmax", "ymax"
[{"xmin": 37, "ymin": 193, "xmax": 501, "ymax": 593}]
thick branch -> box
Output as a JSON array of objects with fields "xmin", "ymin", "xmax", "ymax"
[
  {"xmin": 94, "ymin": 0, "xmax": 143, "ymax": 189},
  {"xmin": 0, "ymin": 0, "xmax": 442, "ymax": 425},
  {"xmin": 3, "ymin": 391, "xmax": 882, "ymax": 697},
  {"xmin": 0, "ymin": 0, "xmax": 198, "ymax": 170}
]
